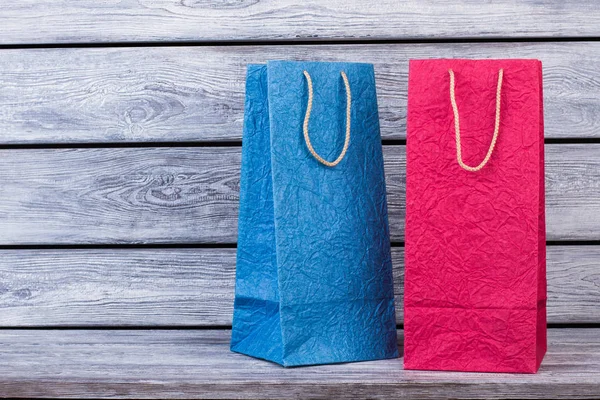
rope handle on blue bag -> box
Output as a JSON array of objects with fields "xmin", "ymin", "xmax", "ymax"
[
  {"xmin": 448, "ymin": 68, "xmax": 504, "ymax": 172},
  {"xmin": 302, "ymin": 70, "xmax": 352, "ymax": 167}
]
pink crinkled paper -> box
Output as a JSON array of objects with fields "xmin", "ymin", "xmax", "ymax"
[{"xmin": 404, "ymin": 59, "xmax": 546, "ymax": 373}]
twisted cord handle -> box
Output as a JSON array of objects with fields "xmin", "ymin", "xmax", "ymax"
[
  {"xmin": 302, "ymin": 70, "xmax": 352, "ymax": 167},
  {"xmin": 449, "ymin": 68, "xmax": 504, "ymax": 172}
]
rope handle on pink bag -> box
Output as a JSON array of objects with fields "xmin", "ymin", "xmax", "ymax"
[{"xmin": 448, "ymin": 68, "xmax": 504, "ymax": 172}]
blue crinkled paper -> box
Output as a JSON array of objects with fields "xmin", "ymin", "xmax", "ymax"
[{"xmin": 231, "ymin": 61, "xmax": 397, "ymax": 367}]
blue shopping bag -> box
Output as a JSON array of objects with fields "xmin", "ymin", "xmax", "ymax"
[{"xmin": 230, "ymin": 61, "xmax": 397, "ymax": 367}]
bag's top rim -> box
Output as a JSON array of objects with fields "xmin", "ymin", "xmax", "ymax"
[
  {"xmin": 409, "ymin": 58, "xmax": 542, "ymax": 64},
  {"xmin": 247, "ymin": 60, "xmax": 375, "ymax": 68}
]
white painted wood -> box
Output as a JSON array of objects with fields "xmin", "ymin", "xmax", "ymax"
[
  {"xmin": 0, "ymin": 1, "xmax": 599, "ymax": 44},
  {"xmin": 0, "ymin": 43, "xmax": 599, "ymax": 143},
  {"xmin": 0, "ymin": 328, "xmax": 597, "ymax": 399},
  {"xmin": 0, "ymin": 145, "xmax": 595, "ymax": 244},
  {"xmin": 0, "ymin": 246, "xmax": 596, "ymax": 326}
]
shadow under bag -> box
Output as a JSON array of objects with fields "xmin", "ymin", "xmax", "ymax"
[
  {"xmin": 231, "ymin": 61, "xmax": 398, "ymax": 367},
  {"xmin": 405, "ymin": 59, "xmax": 546, "ymax": 373}
]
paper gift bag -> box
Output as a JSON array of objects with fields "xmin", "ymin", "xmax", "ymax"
[
  {"xmin": 231, "ymin": 61, "xmax": 398, "ymax": 367},
  {"xmin": 404, "ymin": 59, "xmax": 546, "ymax": 373}
]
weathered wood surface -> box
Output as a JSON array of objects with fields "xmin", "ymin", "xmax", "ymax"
[
  {"xmin": 0, "ymin": 248, "xmax": 235, "ymax": 327},
  {"xmin": 0, "ymin": 145, "xmax": 597, "ymax": 244},
  {"xmin": 0, "ymin": 147, "xmax": 241, "ymax": 244},
  {"xmin": 0, "ymin": 246, "xmax": 597, "ymax": 327},
  {"xmin": 1, "ymin": 43, "xmax": 600, "ymax": 144},
  {"xmin": 1, "ymin": 1, "xmax": 600, "ymax": 45},
  {"xmin": 0, "ymin": 328, "xmax": 597, "ymax": 399}
]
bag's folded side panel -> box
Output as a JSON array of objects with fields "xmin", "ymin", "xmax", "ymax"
[
  {"xmin": 267, "ymin": 61, "xmax": 398, "ymax": 366},
  {"xmin": 536, "ymin": 60, "xmax": 548, "ymax": 370},
  {"xmin": 231, "ymin": 65, "xmax": 284, "ymax": 365}
]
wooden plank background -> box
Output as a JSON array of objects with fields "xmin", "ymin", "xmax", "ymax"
[
  {"xmin": 0, "ymin": 145, "xmax": 598, "ymax": 244},
  {"xmin": 1, "ymin": 43, "xmax": 600, "ymax": 144},
  {"xmin": 0, "ymin": 246, "xmax": 598, "ymax": 327},
  {"xmin": 0, "ymin": 329, "xmax": 600, "ymax": 399},
  {"xmin": 1, "ymin": 1, "xmax": 600, "ymax": 398},
  {"xmin": 0, "ymin": 329, "xmax": 599, "ymax": 399},
  {"xmin": 1, "ymin": 1, "xmax": 600, "ymax": 44}
]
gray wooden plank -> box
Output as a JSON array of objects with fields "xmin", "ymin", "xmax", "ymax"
[
  {"xmin": 1, "ymin": 42, "xmax": 600, "ymax": 144},
  {"xmin": 0, "ymin": 246, "xmax": 596, "ymax": 327},
  {"xmin": 0, "ymin": 248, "xmax": 236, "ymax": 327},
  {"xmin": 0, "ymin": 145, "xmax": 596, "ymax": 244},
  {"xmin": 0, "ymin": 328, "xmax": 597, "ymax": 399},
  {"xmin": 0, "ymin": 147, "xmax": 241, "ymax": 244},
  {"xmin": 1, "ymin": 1, "xmax": 600, "ymax": 44}
]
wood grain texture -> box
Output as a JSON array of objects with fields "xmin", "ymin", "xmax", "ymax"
[
  {"xmin": 0, "ymin": 145, "xmax": 597, "ymax": 244},
  {"xmin": 1, "ymin": 43, "xmax": 600, "ymax": 144},
  {"xmin": 0, "ymin": 328, "xmax": 598, "ymax": 399},
  {"xmin": 0, "ymin": 147, "xmax": 241, "ymax": 244},
  {"xmin": 0, "ymin": 246, "xmax": 597, "ymax": 327},
  {"xmin": 1, "ymin": 1, "xmax": 600, "ymax": 44},
  {"xmin": 0, "ymin": 248, "xmax": 236, "ymax": 327}
]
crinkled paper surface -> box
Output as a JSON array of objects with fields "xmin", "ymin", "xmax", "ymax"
[
  {"xmin": 404, "ymin": 59, "xmax": 546, "ymax": 373},
  {"xmin": 231, "ymin": 61, "xmax": 398, "ymax": 367}
]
